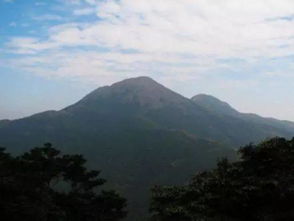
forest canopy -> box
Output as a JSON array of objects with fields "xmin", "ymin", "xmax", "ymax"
[
  {"xmin": 0, "ymin": 143, "xmax": 127, "ymax": 221},
  {"xmin": 150, "ymin": 137, "xmax": 294, "ymax": 221},
  {"xmin": 2, "ymin": 137, "xmax": 294, "ymax": 221}
]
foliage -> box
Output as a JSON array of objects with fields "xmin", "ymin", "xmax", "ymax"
[
  {"xmin": 0, "ymin": 143, "xmax": 127, "ymax": 221},
  {"xmin": 150, "ymin": 137, "xmax": 294, "ymax": 221}
]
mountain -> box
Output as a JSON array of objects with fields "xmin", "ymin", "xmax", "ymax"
[
  {"xmin": 0, "ymin": 76, "xmax": 294, "ymax": 220},
  {"xmin": 192, "ymin": 94, "xmax": 239, "ymax": 116},
  {"xmin": 192, "ymin": 94, "xmax": 294, "ymax": 143}
]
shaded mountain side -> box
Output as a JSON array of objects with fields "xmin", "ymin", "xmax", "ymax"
[
  {"xmin": 0, "ymin": 120, "xmax": 10, "ymax": 128},
  {"xmin": 84, "ymin": 129, "xmax": 234, "ymax": 221},
  {"xmin": 0, "ymin": 104, "xmax": 234, "ymax": 220},
  {"xmin": 0, "ymin": 112, "xmax": 233, "ymax": 220}
]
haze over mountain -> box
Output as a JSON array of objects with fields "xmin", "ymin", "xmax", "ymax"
[
  {"xmin": 192, "ymin": 94, "xmax": 294, "ymax": 140},
  {"xmin": 1, "ymin": 76, "xmax": 294, "ymax": 220},
  {"xmin": 192, "ymin": 94, "xmax": 240, "ymax": 116}
]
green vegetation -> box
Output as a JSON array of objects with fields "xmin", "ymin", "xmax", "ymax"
[
  {"xmin": 0, "ymin": 143, "xmax": 127, "ymax": 221},
  {"xmin": 150, "ymin": 137, "xmax": 294, "ymax": 221}
]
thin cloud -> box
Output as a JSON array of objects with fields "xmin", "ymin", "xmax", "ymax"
[
  {"xmin": 73, "ymin": 8, "xmax": 95, "ymax": 16},
  {"xmin": 3, "ymin": 0, "xmax": 15, "ymax": 3},
  {"xmin": 32, "ymin": 14, "xmax": 63, "ymax": 21}
]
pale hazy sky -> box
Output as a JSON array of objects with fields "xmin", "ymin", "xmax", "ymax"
[{"xmin": 1, "ymin": 0, "xmax": 294, "ymax": 120}]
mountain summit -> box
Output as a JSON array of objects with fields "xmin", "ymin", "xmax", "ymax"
[
  {"xmin": 191, "ymin": 94, "xmax": 239, "ymax": 116},
  {"xmin": 73, "ymin": 76, "xmax": 189, "ymax": 110}
]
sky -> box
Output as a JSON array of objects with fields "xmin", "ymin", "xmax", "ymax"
[{"xmin": 0, "ymin": 0, "xmax": 294, "ymax": 121}]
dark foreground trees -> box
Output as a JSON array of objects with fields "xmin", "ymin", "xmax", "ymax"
[
  {"xmin": 150, "ymin": 137, "xmax": 294, "ymax": 221},
  {"xmin": 0, "ymin": 143, "xmax": 127, "ymax": 221}
]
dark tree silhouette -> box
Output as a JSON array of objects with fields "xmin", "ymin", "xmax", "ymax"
[
  {"xmin": 0, "ymin": 143, "xmax": 127, "ymax": 221},
  {"xmin": 150, "ymin": 137, "xmax": 294, "ymax": 221}
]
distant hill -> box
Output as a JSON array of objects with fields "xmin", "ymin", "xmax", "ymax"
[
  {"xmin": 192, "ymin": 94, "xmax": 294, "ymax": 144},
  {"xmin": 191, "ymin": 94, "xmax": 239, "ymax": 116},
  {"xmin": 0, "ymin": 76, "xmax": 294, "ymax": 220}
]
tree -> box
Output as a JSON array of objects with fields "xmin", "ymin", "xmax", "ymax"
[
  {"xmin": 0, "ymin": 143, "xmax": 127, "ymax": 221},
  {"xmin": 150, "ymin": 137, "xmax": 294, "ymax": 221}
]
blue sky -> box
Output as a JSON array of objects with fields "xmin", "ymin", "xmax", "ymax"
[{"xmin": 1, "ymin": 0, "xmax": 294, "ymax": 120}]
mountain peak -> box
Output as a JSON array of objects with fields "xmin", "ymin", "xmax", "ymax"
[
  {"xmin": 192, "ymin": 94, "xmax": 226, "ymax": 103},
  {"xmin": 72, "ymin": 76, "xmax": 189, "ymax": 110},
  {"xmin": 191, "ymin": 94, "xmax": 239, "ymax": 116},
  {"xmin": 109, "ymin": 76, "xmax": 162, "ymax": 92},
  {"xmin": 113, "ymin": 76, "xmax": 156, "ymax": 86}
]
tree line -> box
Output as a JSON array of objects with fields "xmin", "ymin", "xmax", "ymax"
[
  {"xmin": 150, "ymin": 137, "xmax": 294, "ymax": 221},
  {"xmin": 1, "ymin": 137, "xmax": 294, "ymax": 220},
  {"xmin": 0, "ymin": 143, "xmax": 127, "ymax": 221}
]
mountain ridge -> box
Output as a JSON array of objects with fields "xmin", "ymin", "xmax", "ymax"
[
  {"xmin": 2, "ymin": 76, "xmax": 294, "ymax": 147},
  {"xmin": 2, "ymin": 76, "xmax": 292, "ymax": 124}
]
